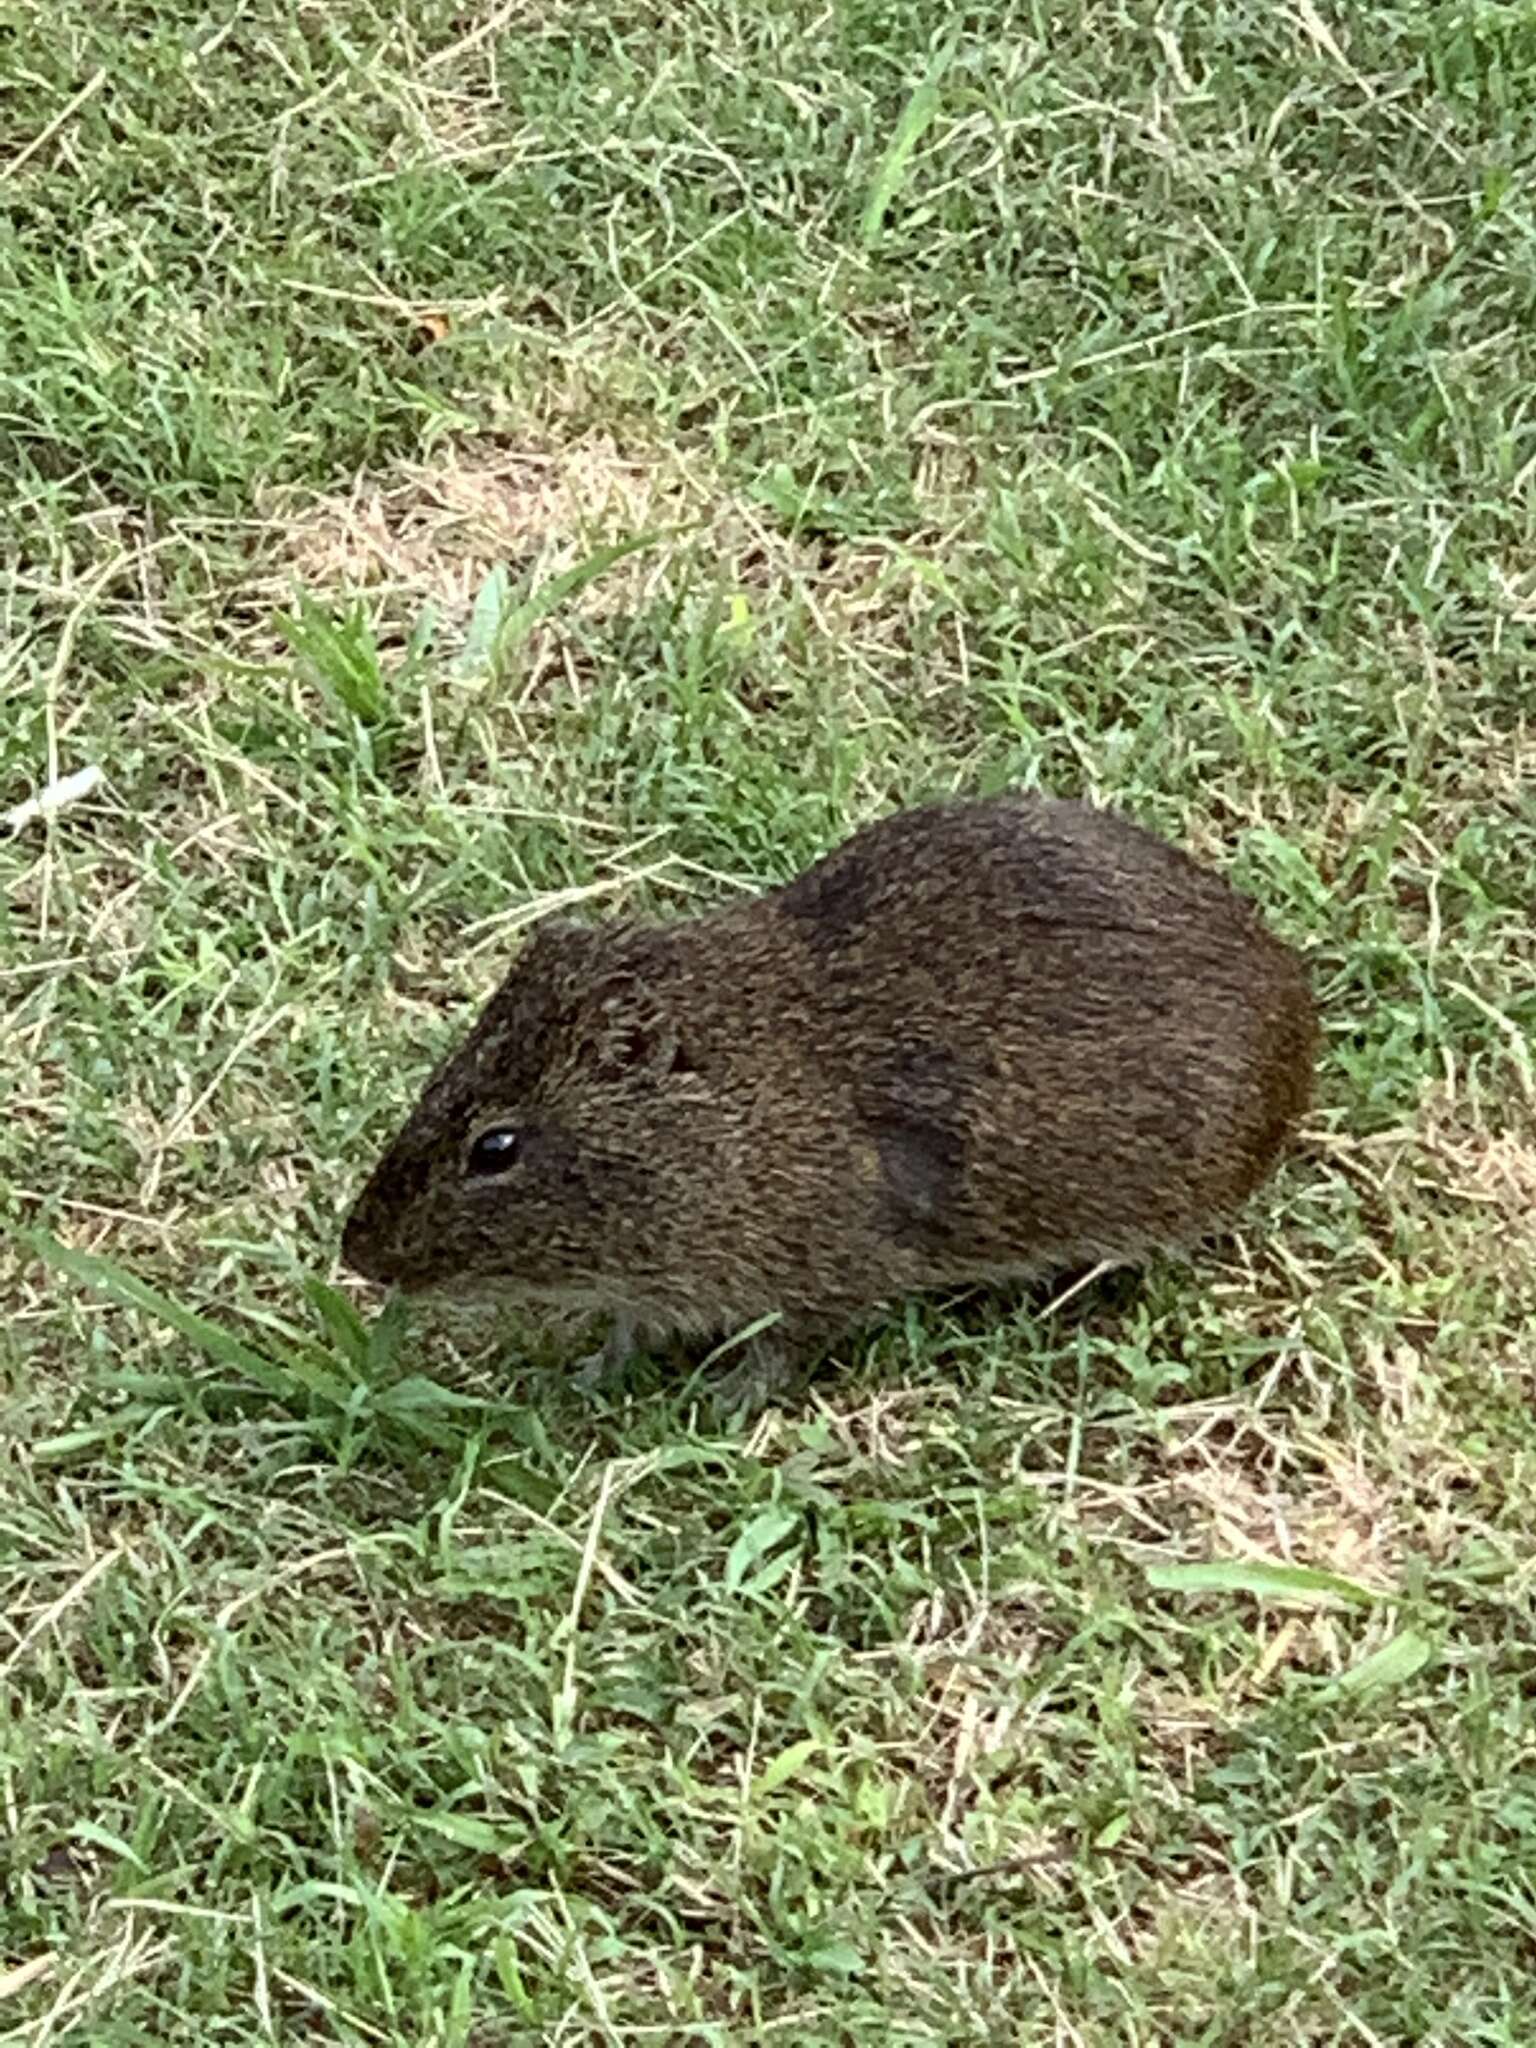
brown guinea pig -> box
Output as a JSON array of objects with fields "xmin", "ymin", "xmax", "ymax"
[{"xmin": 342, "ymin": 793, "xmax": 1317, "ymax": 1409}]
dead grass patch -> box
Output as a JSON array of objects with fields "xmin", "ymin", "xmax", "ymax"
[
  {"xmin": 1164, "ymin": 1418, "xmax": 1399, "ymax": 1590},
  {"xmin": 1131, "ymin": 1867, "xmax": 1254, "ymax": 1968},
  {"xmin": 1406, "ymin": 1085, "xmax": 1536, "ymax": 1274},
  {"xmin": 248, "ymin": 420, "xmax": 989, "ymax": 685},
  {"xmin": 268, "ymin": 435, "xmax": 699, "ymax": 630}
]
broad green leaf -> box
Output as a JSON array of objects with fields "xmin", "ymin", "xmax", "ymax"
[
  {"xmin": 277, "ymin": 594, "xmax": 386, "ymax": 722},
  {"xmin": 1146, "ymin": 1558, "xmax": 1383, "ymax": 1608},
  {"xmin": 1334, "ymin": 1629, "xmax": 1435, "ymax": 1696},
  {"xmin": 20, "ymin": 1229, "xmax": 288, "ymax": 1387},
  {"xmin": 753, "ymin": 1737, "xmax": 821, "ymax": 1800},
  {"xmin": 364, "ymin": 1294, "xmax": 411, "ymax": 1373},
  {"xmin": 71, "ymin": 1819, "xmax": 148, "ymax": 1870},
  {"xmin": 458, "ymin": 564, "xmax": 512, "ymax": 673},
  {"xmin": 804, "ymin": 1937, "xmax": 864, "ymax": 1977},
  {"xmin": 376, "ymin": 1372, "xmax": 496, "ymax": 1415},
  {"xmin": 410, "ymin": 1810, "xmax": 508, "ymax": 1853},
  {"xmin": 32, "ymin": 1425, "xmax": 136, "ymax": 1462}
]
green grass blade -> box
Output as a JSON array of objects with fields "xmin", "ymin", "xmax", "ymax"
[
  {"xmin": 497, "ymin": 530, "xmax": 687, "ymax": 655},
  {"xmin": 303, "ymin": 1275, "xmax": 372, "ymax": 1372},
  {"xmin": 276, "ymin": 594, "xmax": 387, "ymax": 723},
  {"xmin": 16, "ymin": 1228, "xmax": 354, "ymax": 1409},
  {"xmin": 860, "ymin": 35, "xmax": 959, "ymax": 249},
  {"xmin": 724, "ymin": 1506, "xmax": 800, "ymax": 1595}
]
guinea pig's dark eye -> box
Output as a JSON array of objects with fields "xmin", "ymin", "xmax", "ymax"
[{"xmin": 466, "ymin": 1127, "xmax": 520, "ymax": 1176}]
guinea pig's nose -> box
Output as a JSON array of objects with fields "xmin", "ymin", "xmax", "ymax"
[{"xmin": 340, "ymin": 1193, "xmax": 395, "ymax": 1286}]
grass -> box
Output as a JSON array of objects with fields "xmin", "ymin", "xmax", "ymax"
[{"xmin": 3, "ymin": 0, "xmax": 1536, "ymax": 2040}]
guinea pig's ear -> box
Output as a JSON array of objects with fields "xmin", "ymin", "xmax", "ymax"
[
  {"xmin": 582, "ymin": 974, "xmax": 689, "ymax": 1080},
  {"xmin": 519, "ymin": 914, "xmax": 589, "ymax": 962}
]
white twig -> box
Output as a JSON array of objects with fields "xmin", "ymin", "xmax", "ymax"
[{"xmin": 4, "ymin": 765, "xmax": 103, "ymax": 835}]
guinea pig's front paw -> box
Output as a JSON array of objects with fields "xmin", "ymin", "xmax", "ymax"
[
  {"xmin": 705, "ymin": 1321, "xmax": 827, "ymax": 1421},
  {"xmin": 572, "ymin": 1346, "xmax": 627, "ymax": 1395},
  {"xmin": 706, "ymin": 1351, "xmax": 794, "ymax": 1421},
  {"xmin": 572, "ymin": 1310, "xmax": 653, "ymax": 1395},
  {"xmin": 706, "ymin": 1307, "xmax": 859, "ymax": 1420}
]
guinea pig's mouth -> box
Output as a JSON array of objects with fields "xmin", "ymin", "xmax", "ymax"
[
  {"xmin": 355, "ymin": 1253, "xmax": 453, "ymax": 1297},
  {"xmin": 338, "ymin": 1205, "xmax": 588, "ymax": 1304},
  {"xmin": 339, "ymin": 1212, "xmax": 431, "ymax": 1292},
  {"xmin": 339, "ymin": 1237, "xmax": 516, "ymax": 1301}
]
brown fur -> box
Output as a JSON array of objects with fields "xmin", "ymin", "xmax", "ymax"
[{"xmin": 341, "ymin": 795, "xmax": 1317, "ymax": 1405}]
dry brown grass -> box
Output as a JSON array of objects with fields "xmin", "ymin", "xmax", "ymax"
[
  {"xmin": 247, "ymin": 415, "xmax": 990, "ymax": 691},
  {"xmin": 273, "ymin": 436, "xmax": 694, "ymax": 625}
]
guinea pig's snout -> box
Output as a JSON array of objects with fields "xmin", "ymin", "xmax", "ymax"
[
  {"xmin": 339, "ymin": 1206, "xmax": 388, "ymax": 1285},
  {"xmin": 340, "ymin": 1142, "xmax": 447, "ymax": 1288},
  {"xmin": 339, "ymin": 1175, "xmax": 413, "ymax": 1288}
]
